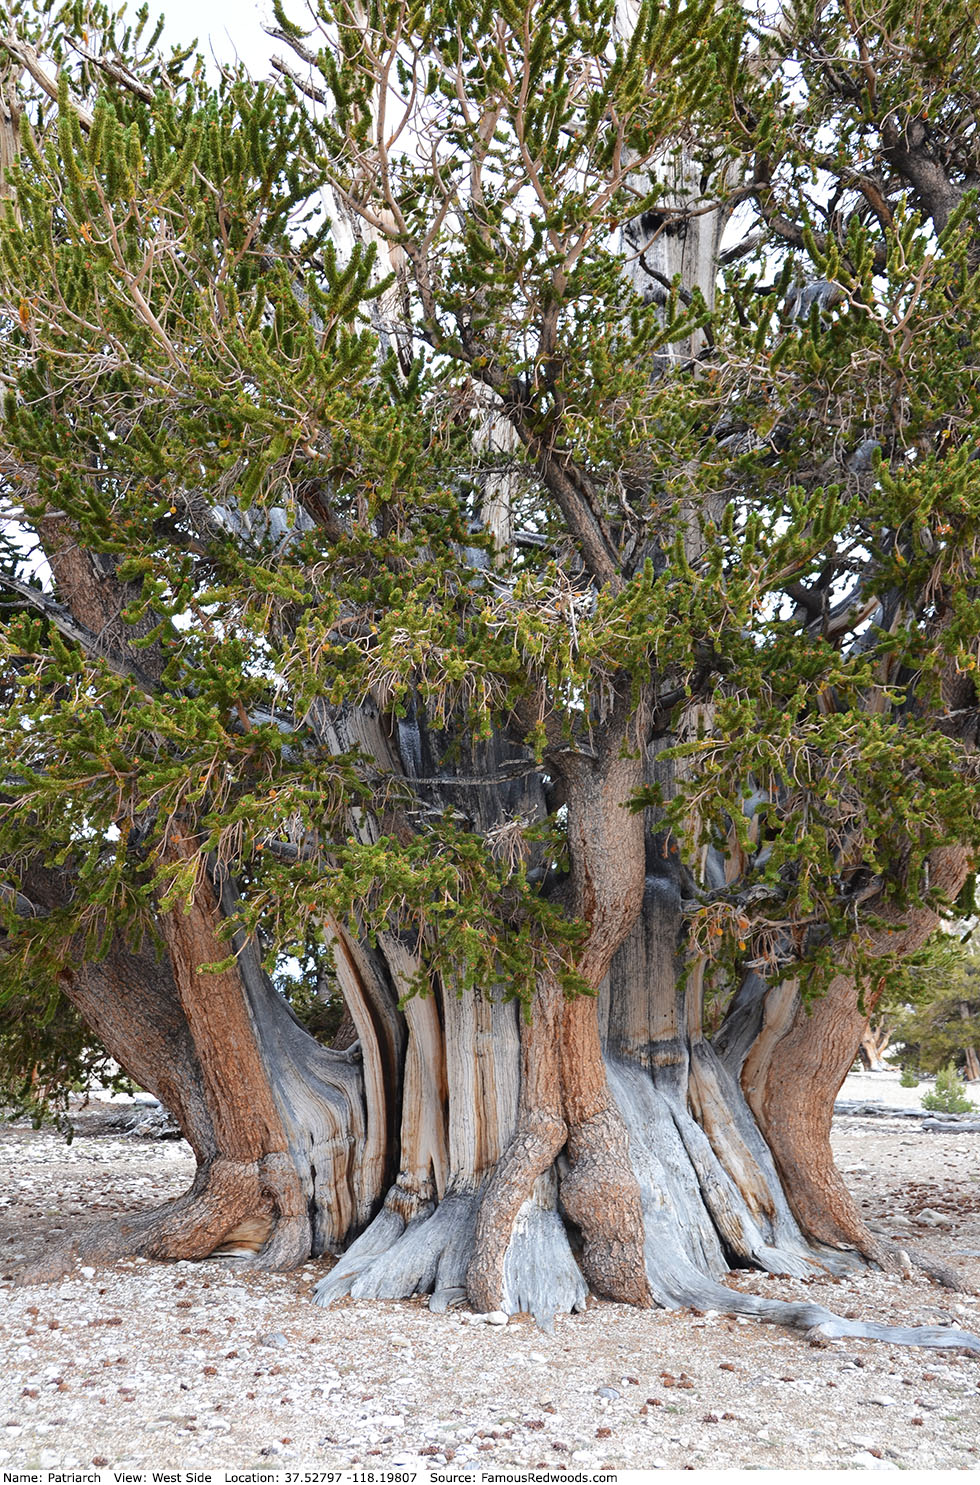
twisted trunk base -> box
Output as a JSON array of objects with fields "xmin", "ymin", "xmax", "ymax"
[
  {"xmin": 12, "ymin": 866, "xmax": 372, "ymax": 1284},
  {"xmin": 313, "ymin": 865, "xmax": 980, "ymax": 1356},
  {"xmin": 312, "ymin": 1020, "xmax": 980, "ymax": 1352},
  {"xmin": 17, "ymin": 865, "xmax": 979, "ymax": 1357},
  {"xmin": 13, "ymin": 1153, "xmax": 290, "ymax": 1285}
]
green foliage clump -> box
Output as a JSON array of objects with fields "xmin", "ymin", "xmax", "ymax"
[
  {"xmin": 883, "ymin": 931, "xmax": 980, "ymax": 1077},
  {"xmin": 4, "ymin": 0, "xmax": 980, "ymax": 1102},
  {"xmin": 0, "ymin": 993, "xmax": 132, "ymax": 1130},
  {"xmin": 921, "ymin": 1064, "xmax": 977, "ymax": 1114},
  {"xmin": 899, "ymin": 1066, "xmax": 919, "ymax": 1089}
]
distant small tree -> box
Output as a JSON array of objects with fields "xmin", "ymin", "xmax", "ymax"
[
  {"xmin": 887, "ymin": 931, "xmax": 980, "ymax": 1083},
  {"xmin": 921, "ymin": 1063, "xmax": 977, "ymax": 1114}
]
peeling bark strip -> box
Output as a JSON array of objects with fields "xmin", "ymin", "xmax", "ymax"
[
  {"xmin": 748, "ymin": 848, "xmax": 972, "ymax": 1267},
  {"xmin": 158, "ymin": 856, "xmax": 288, "ymax": 1164},
  {"xmin": 466, "ymin": 974, "xmax": 566, "ymax": 1316}
]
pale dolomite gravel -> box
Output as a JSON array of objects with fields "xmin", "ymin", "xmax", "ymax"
[{"xmin": 1, "ymin": 1090, "xmax": 979, "ymax": 1472}]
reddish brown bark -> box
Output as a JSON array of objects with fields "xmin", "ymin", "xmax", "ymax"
[
  {"xmin": 58, "ymin": 939, "xmax": 213, "ymax": 1160},
  {"xmin": 746, "ymin": 849, "xmax": 971, "ymax": 1261},
  {"xmin": 159, "ymin": 845, "xmax": 291, "ymax": 1164},
  {"xmin": 468, "ymin": 721, "xmax": 653, "ymax": 1310},
  {"xmin": 554, "ymin": 730, "xmax": 653, "ymax": 1302},
  {"xmin": 743, "ymin": 971, "xmax": 886, "ymax": 1257},
  {"xmin": 153, "ymin": 837, "xmax": 311, "ymax": 1259},
  {"xmin": 467, "ymin": 973, "xmax": 565, "ymax": 1313},
  {"xmin": 557, "ymin": 992, "xmax": 653, "ymax": 1305},
  {"xmin": 12, "ymin": 840, "xmax": 334, "ymax": 1279},
  {"xmin": 37, "ymin": 524, "xmax": 169, "ymax": 683}
]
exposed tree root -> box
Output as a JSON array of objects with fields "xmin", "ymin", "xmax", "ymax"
[
  {"xmin": 325, "ymin": 1189, "xmax": 481, "ymax": 1303},
  {"xmin": 464, "ymin": 1110, "xmax": 566, "ymax": 1314},
  {"xmin": 312, "ymin": 1169, "xmax": 588, "ymax": 1327},
  {"xmin": 308, "ymin": 1046, "xmax": 980, "ymax": 1355},
  {"xmin": 892, "ymin": 1246, "xmax": 969, "ymax": 1292},
  {"xmin": 710, "ymin": 1284, "xmax": 980, "ymax": 1352},
  {"xmin": 560, "ymin": 1107, "xmax": 653, "ymax": 1307},
  {"xmin": 500, "ymin": 1171, "xmax": 588, "ymax": 1324},
  {"xmin": 8, "ymin": 1154, "xmax": 308, "ymax": 1284}
]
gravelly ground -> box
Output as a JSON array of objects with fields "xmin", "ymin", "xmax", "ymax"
[{"xmin": 1, "ymin": 1075, "xmax": 979, "ymax": 1472}]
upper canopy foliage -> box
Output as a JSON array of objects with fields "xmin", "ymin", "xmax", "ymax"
[{"xmin": 2, "ymin": 0, "xmax": 980, "ymax": 1086}]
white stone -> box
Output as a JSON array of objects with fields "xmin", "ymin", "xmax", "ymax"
[
  {"xmin": 485, "ymin": 1311, "xmax": 508, "ymax": 1326},
  {"xmin": 915, "ymin": 1209, "xmax": 952, "ymax": 1227}
]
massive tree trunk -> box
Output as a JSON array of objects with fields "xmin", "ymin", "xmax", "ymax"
[
  {"xmin": 300, "ymin": 711, "xmax": 977, "ymax": 1350},
  {"xmin": 7, "ymin": 15, "xmax": 980, "ymax": 1363},
  {"xmin": 13, "ymin": 860, "xmax": 374, "ymax": 1281},
  {"xmin": 13, "ymin": 461, "xmax": 979, "ymax": 1347},
  {"xmin": 303, "ymin": 809, "xmax": 978, "ymax": 1351},
  {"xmin": 18, "ymin": 549, "xmax": 974, "ymax": 1347}
]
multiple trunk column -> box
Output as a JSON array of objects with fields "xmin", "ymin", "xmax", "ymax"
[{"xmin": 17, "ymin": 703, "xmax": 973, "ymax": 1334}]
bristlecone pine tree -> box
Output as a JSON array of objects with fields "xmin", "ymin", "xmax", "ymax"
[{"xmin": 2, "ymin": 0, "xmax": 980, "ymax": 1350}]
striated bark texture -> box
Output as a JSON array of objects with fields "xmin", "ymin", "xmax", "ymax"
[
  {"xmin": 12, "ymin": 858, "xmax": 371, "ymax": 1282},
  {"xmin": 739, "ymin": 848, "xmax": 971, "ymax": 1271},
  {"xmin": 306, "ymin": 820, "xmax": 980, "ymax": 1353},
  {"xmin": 301, "ymin": 693, "xmax": 978, "ymax": 1349},
  {"xmin": 8, "ymin": 45, "xmax": 980, "ymax": 1360},
  {"xmin": 13, "ymin": 702, "xmax": 979, "ymax": 1352}
]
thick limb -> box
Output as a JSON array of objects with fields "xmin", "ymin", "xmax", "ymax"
[
  {"xmin": 741, "ymin": 974, "xmax": 889, "ymax": 1260},
  {"xmin": 740, "ymin": 849, "xmax": 971, "ymax": 1269}
]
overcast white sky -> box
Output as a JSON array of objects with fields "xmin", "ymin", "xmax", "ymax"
[{"xmin": 144, "ymin": 0, "xmax": 278, "ymax": 78}]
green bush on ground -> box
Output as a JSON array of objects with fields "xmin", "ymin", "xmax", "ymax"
[{"xmin": 921, "ymin": 1064, "xmax": 977, "ymax": 1114}]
